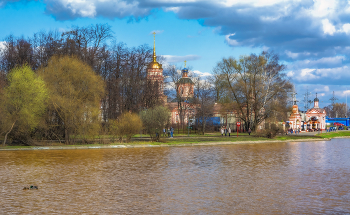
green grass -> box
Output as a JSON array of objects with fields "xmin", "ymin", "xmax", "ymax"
[
  {"xmin": 131, "ymin": 134, "xmax": 321, "ymax": 146},
  {"xmin": 316, "ymin": 130, "xmax": 350, "ymax": 138},
  {"xmin": 275, "ymin": 135, "xmax": 322, "ymax": 141},
  {"xmin": 0, "ymin": 132, "xmax": 325, "ymax": 149}
]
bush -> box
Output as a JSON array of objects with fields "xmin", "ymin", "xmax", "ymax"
[
  {"xmin": 139, "ymin": 106, "xmax": 170, "ymax": 142},
  {"xmin": 110, "ymin": 112, "xmax": 143, "ymax": 143},
  {"xmin": 254, "ymin": 124, "xmax": 283, "ymax": 138}
]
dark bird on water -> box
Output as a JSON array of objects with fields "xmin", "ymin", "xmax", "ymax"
[{"xmin": 23, "ymin": 186, "xmax": 38, "ymax": 190}]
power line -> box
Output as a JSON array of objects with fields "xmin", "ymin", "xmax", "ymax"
[
  {"xmin": 291, "ymin": 90, "xmax": 298, "ymax": 105},
  {"xmin": 303, "ymin": 88, "xmax": 312, "ymax": 111},
  {"xmin": 330, "ymin": 91, "xmax": 338, "ymax": 105}
]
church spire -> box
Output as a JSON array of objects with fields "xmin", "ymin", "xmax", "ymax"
[{"xmin": 152, "ymin": 32, "xmax": 156, "ymax": 62}]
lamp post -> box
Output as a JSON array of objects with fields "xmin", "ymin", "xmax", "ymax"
[{"xmin": 187, "ymin": 107, "xmax": 190, "ymax": 137}]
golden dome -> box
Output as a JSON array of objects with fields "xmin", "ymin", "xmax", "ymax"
[
  {"xmin": 147, "ymin": 32, "xmax": 162, "ymax": 69},
  {"xmin": 148, "ymin": 61, "xmax": 162, "ymax": 69}
]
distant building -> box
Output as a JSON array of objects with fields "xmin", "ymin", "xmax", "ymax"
[
  {"xmin": 167, "ymin": 65, "xmax": 197, "ymax": 125},
  {"xmin": 147, "ymin": 32, "xmax": 166, "ymax": 103},
  {"xmin": 147, "ymin": 34, "xmax": 196, "ymax": 126},
  {"xmin": 305, "ymin": 94, "xmax": 326, "ymax": 130},
  {"xmin": 288, "ymin": 102, "xmax": 302, "ymax": 130}
]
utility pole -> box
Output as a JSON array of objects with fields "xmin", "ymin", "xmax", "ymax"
[
  {"xmin": 346, "ymin": 88, "xmax": 348, "ymax": 118},
  {"xmin": 330, "ymin": 91, "xmax": 338, "ymax": 118},
  {"xmin": 330, "ymin": 91, "xmax": 338, "ymax": 105},
  {"xmin": 303, "ymin": 88, "xmax": 312, "ymax": 110},
  {"xmin": 303, "ymin": 88, "xmax": 312, "ymax": 121},
  {"xmin": 291, "ymin": 89, "xmax": 298, "ymax": 105}
]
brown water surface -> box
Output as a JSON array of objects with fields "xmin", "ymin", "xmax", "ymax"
[{"xmin": 1, "ymin": 139, "xmax": 350, "ymax": 214}]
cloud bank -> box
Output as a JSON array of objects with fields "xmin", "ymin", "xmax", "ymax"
[{"xmin": 4, "ymin": 0, "xmax": 350, "ymax": 99}]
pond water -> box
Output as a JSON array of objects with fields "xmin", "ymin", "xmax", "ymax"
[{"xmin": 1, "ymin": 139, "xmax": 350, "ymax": 214}]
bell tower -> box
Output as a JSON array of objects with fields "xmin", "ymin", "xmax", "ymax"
[
  {"xmin": 147, "ymin": 32, "xmax": 164, "ymax": 94},
  {"xmin": 176, "ymin": 61, "xmax": 194, "ymax": 98}
]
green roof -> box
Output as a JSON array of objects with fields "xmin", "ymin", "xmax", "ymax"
[{"xmin": 177, "ymin": 77, "xmax": 194, "ymax": 84}]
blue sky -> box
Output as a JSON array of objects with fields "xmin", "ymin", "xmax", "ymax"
[{"xmin": 1, "ymin": 0, "xmax": 350, "ymax": 109}]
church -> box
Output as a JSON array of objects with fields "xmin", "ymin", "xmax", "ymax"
[
  {"xmin": 146, "ymin": 33, "xmax": 196, "ymax": 126},
  {"xmin": 287, "ymin": 94, "xmax": 326, "ymax": 131},
  {"xmin": 305, "ymin": 94, "xmax": 326, "ymax": 131}
]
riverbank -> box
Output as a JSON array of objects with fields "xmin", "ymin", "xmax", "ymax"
[
  {"xmin": 316, "ymin": 130, "xmax": 350, "ymax": 139},
  {"xmin": 0, "ymin": 135, "xmax": 330, "ymax": 151}
]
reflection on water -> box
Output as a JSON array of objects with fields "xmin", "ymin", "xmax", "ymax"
[{"xmin": 1, "ymin": 139, "xmax": 350, "ymax": 214}]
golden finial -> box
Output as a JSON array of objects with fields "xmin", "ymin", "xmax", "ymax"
[
  {"xmin": 152, "ymin": 32, "xmax": 156, "ymax": 62},
  {"xmin": 184, "ymin": 60, "xmax": 187, "ymax": 68}
]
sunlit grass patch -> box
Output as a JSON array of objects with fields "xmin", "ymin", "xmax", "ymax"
[{"xmin": 317, "ymin": 130, "xmax": 350, "ymax": 139}]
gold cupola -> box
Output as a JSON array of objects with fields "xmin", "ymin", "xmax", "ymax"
[{"xmin": 148, "ymin": 32, "xmax": 162, "ymax": 69}]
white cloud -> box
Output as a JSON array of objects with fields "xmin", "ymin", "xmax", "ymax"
[
  {"xmin": 291, "ymin": 66, "xmax": 350, "ymax": 86},
  {"xmin": 307, "ymin": 0, "xmax": 338, "ymax": 18},
  {"xmin": 225, "ymin": 33, "xmax": 240, "ymax": 46},
  {"xmin": 341, "ymin": 23, "xmax": 350, "ymax": 35},
  {"xmin": 322, "ymin": 19, "xmax": 336, "ymax": 35},
  {"xmin": 0, "ymin": 41, "xmax": 5, "ymax": 50},
  {"xmin": 290, "ymin": 56, "xmax": 345, "ymax": 68},
  {"xmin": 343, "ymin": 90, "xmax": 350, "ymax": 96},
  {"xmin": 60, "ymin": 0, "xmax": 97, "ymax": 17},
  {"xmin": 262, "ymin": 46, "xmax": 269, "ymax": 51},
  {"xmin": 287, "ymin": 71, "xmax": 294, "ymax": 77},
  {"xmin": 300, "ymin": 68, "xmax": 318, "ymax": 79},
  {"xmin": 285, "ymin": 50, "xmax": 299, "ymax": 59},
  {"xmin": 164, "ymin": 7, "xmax": 180, "ymax": 13},
  {"xmin": 221, "ymin": 0, "xmax": 293, "ymax": 7},
  {"xmin": 162, "ymin": 55, "xmax": 201, "ymax": 63},
  {"xmin": 193, "ymin": 70, "xmax": 212, "ymax": 77},
  {"xmin": 0, "ymin": 41, "xmax": 5, "ymax": 57},
  {"xmin": 260, "ymin": 15, "xmax": 281, "ymax": 22}
]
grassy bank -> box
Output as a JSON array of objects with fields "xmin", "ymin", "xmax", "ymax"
[
  {"xmin": 316, "ymin": 130, "xmax": 350, "ymax": 139},
  {"xmin": 0, "ymin": 133, "xmax": 324, "ymax": 149},
  {"xmin": 151, "ymin": 134, "xmax": 322, "ymax": 145}
]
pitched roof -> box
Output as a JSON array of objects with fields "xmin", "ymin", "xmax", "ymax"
[
  {"xmin": 176, "ymin": 77, "xmax": 194, "ymax": 84},
  {"xmin": 306, "ymin": 107, "xmax": 326, "ymax": 114}
]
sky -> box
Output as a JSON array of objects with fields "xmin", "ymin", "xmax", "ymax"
[{"xmin": 1, "ymin": 0, "xmax": 350, "ymax": 109}]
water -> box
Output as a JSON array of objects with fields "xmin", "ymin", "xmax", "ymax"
[{"xmin": 1, "ymin": 139, "xmax": 350, "ymax": 214}]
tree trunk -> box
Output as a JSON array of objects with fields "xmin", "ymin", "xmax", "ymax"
[
  {"xmin": 202, "ymin": 118, "xmax": 207, "ymax": 135},
  {"xmin": 3, "ymin": 121, "xmax": 16, "ymax": 146},
  {"xmin": 65, "ymin": 128, "xmax": 69, "ymax": 144}
]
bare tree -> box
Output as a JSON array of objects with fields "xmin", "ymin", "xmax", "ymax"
[
  {"xmin": 193, "ymin": 77, "xmax": 215, "ymax": 134},
  {"xmin": 213, "ymin": 51, "xmax": 293, "ymax": 131}
]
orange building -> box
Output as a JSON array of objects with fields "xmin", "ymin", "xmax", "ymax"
[
  {"xmin": 288, "ymin": 102, "xmax": 302, "ymax": 130},
  {"xmin": 146, "ymin": 33, "xmax": 196, "ymax": 126},
  {"xmin": 305, "ymin": 95, "xmax": 326, "ymax": 131},
  {"xmin": 167, "ymin": 65, "xmax": 196, "ymax": 125},
  {"xmin": 146, "ymin": 32, "xmax": 167, "ymax": 103}
]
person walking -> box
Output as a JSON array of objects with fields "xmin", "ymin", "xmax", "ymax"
[
  {"xmin": 248, "ymin": 128, "xmax": 252, "ymax": 135},
  {"xmin": 221, "ymin": 127, "xmax": 224, "ymax": 136},
  {"xmin": 228, "ymin": 127, "xmax": 231, "ymax": 136},
  {"xmin": 170, "ymin": 127, "xmax": 174, "ymax": 138}
]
